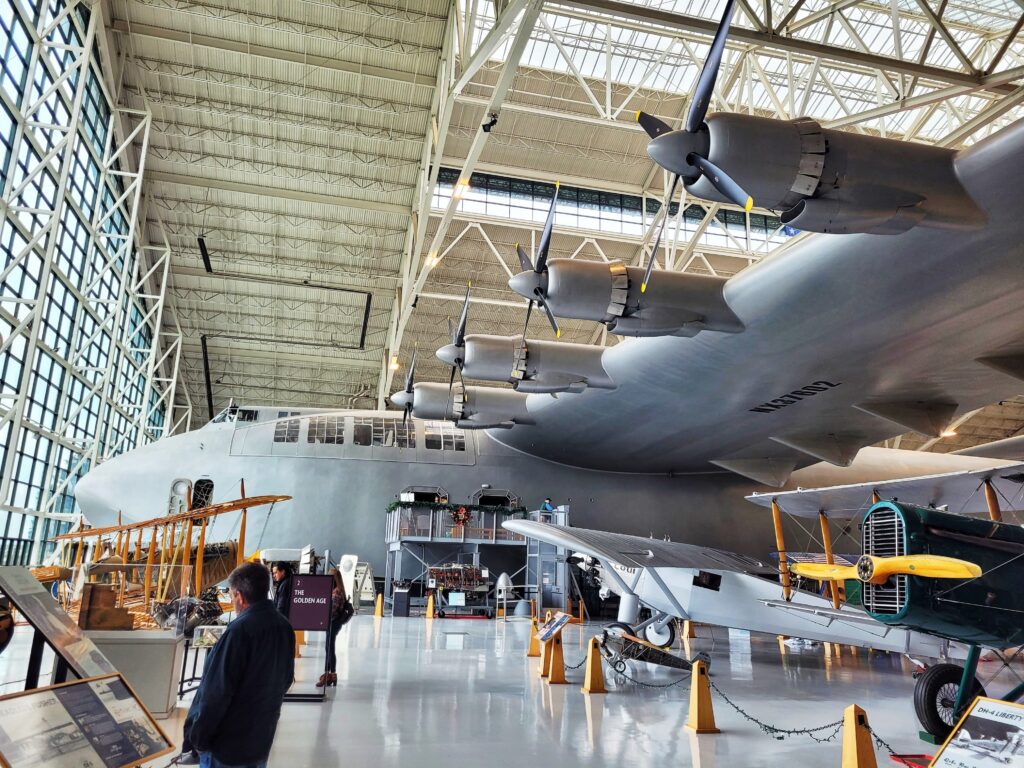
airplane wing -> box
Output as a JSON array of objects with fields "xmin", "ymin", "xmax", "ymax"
[
  {"xmin": 486, "ymin": 120, "xmax": 1024, "ymax": 484},
  {"xmin": 745, "ymin": 460, "xmax": 1024, "ymax": 517},
  {"xmin": 503, "ymin": 519, "xmax": 777, "ymax": 575}
]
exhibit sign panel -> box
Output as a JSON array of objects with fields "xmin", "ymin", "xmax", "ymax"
[
  {"xmin": 0, "ymin": 567, "xmax": 115, "ymax": 678},
  {"xmin": 0, "ymin": 673, "xmax": 174, "ymax": 768},
  {"xmin": 930, "ymin": 696, "xmax": 1024, "ymax": 767},
  {"xmin": 537, "ymin": 611, "xmax": 573, "ymax": 642},
  {"xmin": 288, "ymin": 574, "xmax": 333, "ymax": 631}
]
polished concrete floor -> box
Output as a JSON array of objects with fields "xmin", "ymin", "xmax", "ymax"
[{"xmin": 5, "ymin": 615, "xmax": 1024, "ymax": 766}]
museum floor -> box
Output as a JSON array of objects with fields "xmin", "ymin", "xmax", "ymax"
[{"xmin": 5, "ymin": 615, "xmax": 1024, "ymax": 766}]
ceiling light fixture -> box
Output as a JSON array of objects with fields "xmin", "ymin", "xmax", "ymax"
[{"xmin": 389, "ymin": 355, "xmax": 400, "ymax": 371}]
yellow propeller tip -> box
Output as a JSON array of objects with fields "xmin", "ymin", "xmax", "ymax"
[
  {"xmin": 744, "ymin": 197, "xmax": 754, "ymax": 212},
  {"xmin": 556, "ymin": 330, "xmax": 561, "ymax": 338},
  {"xmin": 555, "ymin": 181, "xmax": 560, "ymax": 189},
  {"xmin": 635, "ymin": 110, "xmax": 641, "ymax": 122},
  {"xmin": 640, "ymin": 283, "xmax": 647, "ymax": 293}
]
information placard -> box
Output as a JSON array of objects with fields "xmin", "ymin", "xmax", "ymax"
[
  {"xmin": 0, "ymin": 673, "xmax": 174, "ymax": 768},
  {"xmin": 930, "ymin": 696, "xmax": 1024, "ymax": 767},
  {"xmin": 287, "ymin": 574, "xmax": 333, "ymax": 631},
  {"xmin": 536, "ymin": 611, "xmax": 572, "ymax": 643},
  {"xmin": 0, "ymin": 566, "xmax": 115, "ymax": 679}
]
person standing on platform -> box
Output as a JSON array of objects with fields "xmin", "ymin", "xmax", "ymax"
[
  {"xmin": 317, "ymin": 567, "xmax": 354, "ymax": 688},
  {"xmin": 184, "ymin": 562, "xmax": 295, "ymax": 768},
  {"xmin": 271, "ymin": 561, "xmax": 293, "ymax": 619},
  {"xmin": 541, "ymin": 497, "xmax": 556, "ymax": 512}
]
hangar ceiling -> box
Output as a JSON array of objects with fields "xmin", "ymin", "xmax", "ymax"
[{"xmin": 107, "ymin": 0, "xmax": 1024, "ymax": 453}]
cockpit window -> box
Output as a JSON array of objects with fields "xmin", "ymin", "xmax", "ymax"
[
  {"xmin": 424, "ymin": 422, "xmax": 466, "ymax": 451},
  {"xmin": 210, "ymin": 407, "xmax": 258, "ymax": 424},
  {"xmin": 237, "ymin": 409, "xmax": 258, "ymax": 422},
  {"xmin": 273, "ymin": 412, "xmax": 301, "ymax": 443}
]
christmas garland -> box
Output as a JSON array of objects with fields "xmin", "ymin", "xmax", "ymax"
[{"xmin": 385, "ymin": 500, "xmax": 527, "ymax": 516}]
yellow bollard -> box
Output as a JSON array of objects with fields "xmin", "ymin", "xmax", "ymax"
[
  {"xmin": 577, "ymin": 599, "xmax": 585, "ymax": 624},
  {"xmin": 684, "ymin": 620, "xmax": 697, "ymax": 639},
  {"xmin": 374, "ymin": 593, "xmax": 384, "ymax": 618},
  {"xmin": 684, "ymin": 661, "xmax": 720, "ymax": 733},
  {"xmin": 527, "ymin": 618, "xmax": 541, "ymax": 658},
  {"xmin": 840, "ymin": 704, "xmax": 878, "ymax": 768},
  {"xmin": 539, "ymin": 638, "xmax": 551, "ymax": 678},
  {"xmin": 580, "ymin": 636, "xmax": 606, "ymax": 694},
  {"xmin": 546, "ymin": 634, "xmax": 567, "ymax": 685},
  {"xmin": 425, "ymin": 592, "xmax": 435, "ymax": 619}
]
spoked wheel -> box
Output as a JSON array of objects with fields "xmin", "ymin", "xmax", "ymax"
[
  {"xmin": 913, "ymin": 663, "xmax": 986, "ymax": 740},
  {"xmin": 605, "ymin": 622, "xmax": 634, "ymax": 638},
  {"xmin": 643, "ymin": 620, "xmax": 677, "ymax": 649}
]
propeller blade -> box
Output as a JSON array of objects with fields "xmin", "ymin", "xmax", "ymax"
[
  {"xmin": 790, "ymin": 563, "xmax": 859, "ymax": 582},
  {"xmin": 866, "ymin": 555, "xmax": 981, "ymax": 585},
  {"xmin": 636, "ymin": 111, "xmax": 673, "ymax": 140},
  {"xmin": 520, "ymin": 299, "xmax": 534, "ymax": 339},
  {"xmin": 685, "ymin": 0, "xmax": 737, "ymax": 134},
  {"xmin": 403, "ymin": 403, "xmax": 411, "ymax": 425},
  {"xmin": 515, "ymin": 243, "xmax": 533, "ymax": 273},
  {"xmin": 641, "ymin": 174, "xmax": 681, "ymax": 294},
  {"xmin": 535, "ymin": 182, "xmax": 560, "ymax": 274},
  {"xmin": 535, "ymin": 290, "xmax": 560, "ymax": 338},
  {"xmin": 404, "ymin": 349, "xmax": 417, "ymax": 393},
  {"xmin": 454, "ymin": 284, "xmax": 471, "ymax": 347},
  {"xmin": 444, "ymin": 365, "xmax": 456, "ymax": 419},
  {"xmin": 687, "ymin": 153, "xmax": 753, "ymax": 211}
]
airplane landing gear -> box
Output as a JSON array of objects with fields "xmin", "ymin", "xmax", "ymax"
[
  {"xmin": 914, "ymin": 660, "xmax": 986, "ymax": 739},
  {"xmin": 642, "ymin": 620, "xmax": 676, "ymax": 649}
]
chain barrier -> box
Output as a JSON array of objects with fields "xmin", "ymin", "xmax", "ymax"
[
  {"xmin": 708, "ymin": 681, "xmax": 844, "ymax": 743},
  {"xmin": 564, "ymin": 655, "xmax": 588, "ymax": 670},
  {"xmin": 866, "ymin": 724, "xmax": 899, "ymax": 757}
]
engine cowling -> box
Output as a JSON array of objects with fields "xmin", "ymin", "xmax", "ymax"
[
  {"xmin": 685, "ymin": 112, "xmax": 985, "ymax": 234},
  {"xmin": 456, "ymin": 334, "xmax": 615, "ymax": 393},
  {"xmin": 521, "ymin": 259, "xmax": 743, "ymax": 338},
  {"xmin": 393, "ymin": 382, "xmax": 531, "ymax": 429}
]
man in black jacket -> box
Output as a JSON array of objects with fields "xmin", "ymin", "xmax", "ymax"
[{"xmin": 185, "ymin": 562, "xmax": 295, "ymax": 768}]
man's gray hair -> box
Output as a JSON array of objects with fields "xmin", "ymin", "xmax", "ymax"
[{"xmin": 228, "ymin": 562, "xmax": 271, "ymax": 603}]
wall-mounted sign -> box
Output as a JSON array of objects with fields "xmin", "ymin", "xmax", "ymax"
[
  {"xmin": 0, "ymin": 673, "xmax": 173, "ymax": 768},
  {"xmin": 287, "ymin": 574, "xmax": 333, "ymax": 631},
  {"xmin": 930, "ymin": 696, "xmax": 1024, "ymax": 767}
]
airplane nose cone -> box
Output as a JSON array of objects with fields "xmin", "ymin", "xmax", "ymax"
[
  {"xmin": 647, "ymin": 131, "xmax": 705, "ymax": 177},
  {"xmin": 435, "ymin": 344, "xmax": 460, "ymax": 367},
  {"xmin": 74, "ymin": 463, "xmax": 117, "ymax": 525},
  {"xmin": 508, "ymin": 270, "xmax": 542, "ymax": 300},
  {"xmin": 390, "ymin": 390, "xmax": 412, "ymax": 410}
]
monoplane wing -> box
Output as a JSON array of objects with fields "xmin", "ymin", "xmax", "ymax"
[
  {"xmin": 745, "ymin": 461, "xmax": 1024, "ymax": 518},
  {"xmin": 504, "ymin": 519, "xmax": 777, "ymax": 575}
]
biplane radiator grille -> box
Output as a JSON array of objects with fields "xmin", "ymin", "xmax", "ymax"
[{"xmin": 862, "ymin": 507, "xmax": 907, "ymax": 616}]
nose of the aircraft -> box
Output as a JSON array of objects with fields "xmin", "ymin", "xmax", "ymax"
[
  {"xmin": 435, "ymin": 344, "xmax": 460, "ymax": 367},
  {"xmin": 73, "ymin": 460, "xmax": 118, "ymax": 525}
]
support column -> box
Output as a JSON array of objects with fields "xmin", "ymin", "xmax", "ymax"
[
  {"xmin": 771, "ymin": 499, "xmax": 793, "ymax": 601},
  {"xmin": 818, "ymin": 511, "xmax": 841, "ymax": 610}
]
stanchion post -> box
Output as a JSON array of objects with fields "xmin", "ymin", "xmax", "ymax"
[
  {"xmin": 581, "ymin": 636, "xmax": 606, "ymax": 694},
  {"xmin": 840, "ymin": 704, "xmax": 878, "ymax": 768},
  {"xmin": 684, "ymin": 660, "xmax": 720, "ymax": 733}
]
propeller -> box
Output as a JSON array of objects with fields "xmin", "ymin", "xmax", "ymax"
[
  {"xmin": 436, "ymin": 285, "xmax": 472, "ymax": 417},
  {"xmin": 791, "ymin": 554, "xmax": 981, "ymax": 586},
  {"xmin": 640, "ymin": 174, "xmax": 681, "ymax": 294},
  {"xmin": 635, "ymin": 0, "xmax": 753, "ymax": 212},
  {"xmin": 510, "ymin": 183, "xmax": 562, "ymax": 339}
]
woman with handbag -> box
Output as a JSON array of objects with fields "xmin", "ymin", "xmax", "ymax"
[{"xmin": 317, "ymin": 568, "xmax": 353, "ymax": 687}]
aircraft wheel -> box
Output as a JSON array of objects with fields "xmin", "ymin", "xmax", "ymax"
[
  {"xmin": 914, "ymin": 663, "xmax": 986, "ymax": 739},
  {"xmin": 605, "ymin": 622, "xmax": 634, "ymax": 638},
  {"xmin": 643, "ymin": 621, "xmax": 676, "ymax": 648}
]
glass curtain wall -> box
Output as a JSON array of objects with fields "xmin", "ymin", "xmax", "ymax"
[{"xmin": 0, "ymin": 0, "xmax": 169, "ymax": 565}]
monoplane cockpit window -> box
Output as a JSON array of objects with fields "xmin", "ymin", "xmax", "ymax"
[{"xmin": 424, "ymin": 422, "xmax": 466, "ymax": 451}]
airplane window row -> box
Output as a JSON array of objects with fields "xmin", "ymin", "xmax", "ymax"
[{"xmin": 268, "ymin": 415, "xmax": 465, "ymax": 452}]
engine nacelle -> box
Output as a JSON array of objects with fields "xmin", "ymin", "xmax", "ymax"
[
  {"xmin": 459, "ymin": 334, "xmax": 615, "ymax": 393},
  {"xmin": 531, "ymin": 259, "xmax": 744, "ymax": 338},
  {"xmin": 686, "ymin": 113, "xmax": 985, "ymax": 234},
  {"xmin": 398, "ymin": 382, "xmax": 532, "ymax": 429}
]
